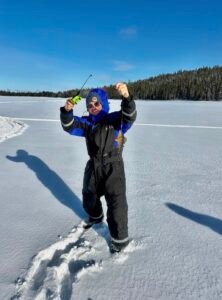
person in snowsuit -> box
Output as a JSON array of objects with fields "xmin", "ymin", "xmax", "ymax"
[{"xmin": 60, "ymin": 82, "xmax": 137, "ymax": 252}]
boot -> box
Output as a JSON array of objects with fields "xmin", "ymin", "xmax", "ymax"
[
  {"xmin": 110, "ymin": 239, "xmax": 129, "ymax": 253},
  {"xmin": 84, "ymin": 214, "xmax": 104, "ymax": 229}
]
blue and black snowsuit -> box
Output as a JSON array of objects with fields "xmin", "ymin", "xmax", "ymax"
[{"xmin": 60, "ymin": 89, "xmax": 137, "ymax": 246}]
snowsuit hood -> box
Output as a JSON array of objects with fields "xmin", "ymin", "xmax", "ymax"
[{"xmin": 86, "ymin": 88, "xmax": 110, "ymax": 122}]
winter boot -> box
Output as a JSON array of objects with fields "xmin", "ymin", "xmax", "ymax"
[
  {"xmin": 110, "ymin": 239, "xmax": 129, "ymax": 254},
  {"xmin": 84, "ymin": 214, "xmax": 104, "ymax": 229}
]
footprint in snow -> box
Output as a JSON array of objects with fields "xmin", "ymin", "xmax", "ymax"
[{"xmin": 12, "ymin": 221, "xmax": 144, "ymax": 300}]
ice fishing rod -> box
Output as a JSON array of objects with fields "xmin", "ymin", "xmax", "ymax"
[{"xmin": 69, "ymin": 74, "xmax": 93, "ymax": 105}]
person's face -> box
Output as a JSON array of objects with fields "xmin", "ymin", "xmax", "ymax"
[{"xmin": 87, "ymin": 99, "xmax": 102, "ymax": 115}]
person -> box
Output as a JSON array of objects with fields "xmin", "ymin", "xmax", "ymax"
[{"xmin": 60, "ymin": 82, "xmax": 137, "ymax": 253}]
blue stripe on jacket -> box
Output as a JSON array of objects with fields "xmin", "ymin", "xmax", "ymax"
[{"xmin": 67, "ymin": 111, "xmax": 133, "ymax": 138}]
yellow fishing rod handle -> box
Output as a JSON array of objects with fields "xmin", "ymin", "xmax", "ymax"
[{"xmin": 69, "ymin": 95, "xmax": 82, "ymax": 105}]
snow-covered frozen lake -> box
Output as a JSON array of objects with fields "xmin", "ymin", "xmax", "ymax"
[{"xmin": 0, "ymin": 96, "xmax": 222, "ymax": 299}]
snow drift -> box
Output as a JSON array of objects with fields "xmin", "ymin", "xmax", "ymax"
[{"xmin": 0, "ymin": 116, "xmax": 28, "ymax": 143}]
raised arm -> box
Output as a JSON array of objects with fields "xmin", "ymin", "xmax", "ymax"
[
  {"xmin": 60, "ymin": 99, "xmax": 90, "ymax": 137},
  {"xmin": 116, "ymin": 82, "xmax": 137, "ymax": 134}
]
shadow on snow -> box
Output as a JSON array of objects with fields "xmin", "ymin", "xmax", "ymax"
[
  {"xmin": 6, "ymin": 149, "xmax": 109, "ymax": 243},
  {"xmin": 165, "ymin": 202, "xmax": 222, "ymax": 236},
  {"xmin": 7, "ymin": 149, "xmax": 110, "ymax": 300}
]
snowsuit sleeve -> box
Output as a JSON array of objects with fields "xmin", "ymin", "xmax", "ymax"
[
  {"xmin": 121, "ymin": 94, "xmax": 137, "ymax": 134},
  {"xmin": 60, "ymin": 106, "xmax": 90, "ymax": 137}
]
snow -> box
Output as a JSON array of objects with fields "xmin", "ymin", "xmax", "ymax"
[
  {"xmin": 0, "ymin": 96, "xmax": 222, "ymax": 299},
  {"xmin": 0, "ymin": 116, "xmax": 28, "ymax": 143}
]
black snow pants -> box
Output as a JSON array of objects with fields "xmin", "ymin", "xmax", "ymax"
[{"xmin": 82, "ymin": 153, "xmax": 128, "ymax": 242}]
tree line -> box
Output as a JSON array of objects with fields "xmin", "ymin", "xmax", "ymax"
[{"xmin": 1, "ymin": 66, "xmax": 222, "ymax": 100}]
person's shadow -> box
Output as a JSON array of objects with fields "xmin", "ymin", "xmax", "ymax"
[
  {"xmin": 165, "ymin": 202, "xmax": 222, "ymax": 236},
  {"xmin": 6, "ymin": 149, "xmax": 109, "ymax": 243}
]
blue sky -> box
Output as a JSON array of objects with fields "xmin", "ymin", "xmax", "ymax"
[{"xmin": 0, "ymin": 0, "xmax": 221, "ymax": 91}]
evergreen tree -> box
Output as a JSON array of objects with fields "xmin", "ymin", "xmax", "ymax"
[{"xmin": 1, "ymin": 66, "xmax": 221, "ymax": 100}]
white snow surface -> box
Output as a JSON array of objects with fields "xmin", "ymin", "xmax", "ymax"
[
  {"xmin": 0, "ymin": 116, "xmax": 28, "ymax": 143},
  {"xmin": 0, "ymin": 96, "xmax": 222, "ymax": 300}
]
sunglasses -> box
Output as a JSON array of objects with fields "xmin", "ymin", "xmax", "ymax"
[{"xmin": 87, "ymin": 102, "xmax": 101, "ymax": 109}]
